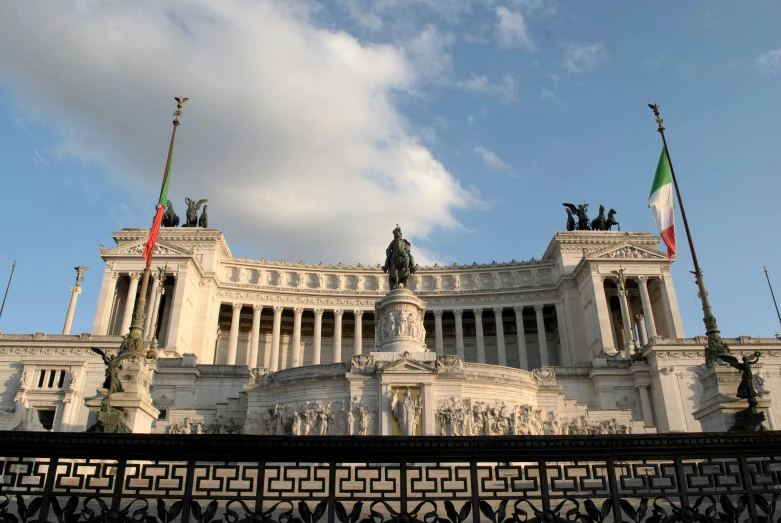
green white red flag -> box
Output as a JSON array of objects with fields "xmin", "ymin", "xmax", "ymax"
[
  {"xmin": 648, "ymin": 148, "xmax": 676, "ymax": 260},
  {"xmin": 142, "ymin": 156, "xmax": 173, "ymax": 267}
]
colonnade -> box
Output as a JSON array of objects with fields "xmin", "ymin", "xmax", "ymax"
[
  {"xmin": 220, "ymin": 303, "xmax": 562, "ymax": 371},
  {"xmin": 610, "ymin": 275, "xmax": 660, "ymax": 357},
  {"xmin": 104, "ymin": 271, "xmax": 172, "ymax": 340}
]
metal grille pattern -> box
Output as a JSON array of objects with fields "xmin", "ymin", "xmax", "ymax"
[{"xmin": 0, "ymin": 433, "xmax": 780, "ymax": 522}]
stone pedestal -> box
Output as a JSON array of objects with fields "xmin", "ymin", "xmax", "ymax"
[
  {"xmin": 374, "ymin": 288, "xmax": 428, "ymax": 354},
  {"xmin": 692, "ymin": 364, "xmax": 772, "ymax": 432}
]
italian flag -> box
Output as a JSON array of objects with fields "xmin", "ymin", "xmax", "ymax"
[
  {"xmin": 142, "ymin": 156, "xmax": 173, "ymax": 268},
  {"xmin": 648, "ymin": 148, "xmax": 676, "ymax": 260}
]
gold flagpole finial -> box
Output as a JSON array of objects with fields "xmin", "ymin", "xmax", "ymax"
[
  {"xmin": 648, "ymin": 103, "xmax": 664, "ymax": 133},
  {"xmin": 173, "ymin": 97, "xmax": 189, "ymax": 125}
]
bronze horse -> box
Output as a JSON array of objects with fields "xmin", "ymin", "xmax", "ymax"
[{"xmin": 605, "ymin": 209, "xmax": 619, "ymax": 231}]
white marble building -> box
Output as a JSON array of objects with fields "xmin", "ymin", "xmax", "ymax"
[{"xmin": 0, "ymin": 228, "xmax": 778, "ymax": 435}]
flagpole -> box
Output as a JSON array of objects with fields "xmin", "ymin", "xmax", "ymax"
[
  {"xmin": 120, "ymin": 98, "xmax": 188, "ymax": 357},
  {"xmin": 0, "ymin": 261, "xmax": 16, "ymax": 324},
  {"xmin": 648, "ymin": 104, "xmax": 730, "ymax": 365},
  {"xmin": 765, "ymin": 267, "xmax": 781, "ymax": 331}
]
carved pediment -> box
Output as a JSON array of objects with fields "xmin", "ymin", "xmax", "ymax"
[
  {"xmin": 376, "ymin": 356, "xmax": 436, "ymax": 374},
  {"xmin": 587, "ymin": 242, "xmax": 668, "ymax": 261},
  {"xmin": 102, "ymin": 240, "xmax": 193, "ymax": 257}
]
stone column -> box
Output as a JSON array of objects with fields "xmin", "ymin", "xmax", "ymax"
[
  {"xmin": 270, "ymin": 306, "xmax": 283, "ymax": 371},
  {"xmin": 291, "ymin": 307, "xmax": 304, "ymax": 367},
  {"xmin": 534, "ymin": 305, "xmax": 549, "ymax": 367},
  {"xmin": 227, "ymin": 303, "xmax": 242, "ymax": 365},
  {"xmin": 616, "ymin": 288, "xmax": 633, "ymax": 358},
  {"xmin": 146, "ymin": 287, "xmax": 164, "ymax": 341},
  {"xmin": 637, "ymin": 384, "xmax": 654, "ymax": 427},
  {"xmin": 142, "ymin": 274, "xmax": 159, "ymax": 338},
  {"xmin": 62, "ymin": 286, "xmax": 83, "ymax": 335},
  {"xmin": 492, "ymin": 307, "xmax": 506, "ymax": 366},
  {"xmin": 454, "ymin": 309, "xmax": 465, "ymax": 360},
  {"xmin": 59, "ymin": 396, "xmax": 76, "ymax": 432},
  {"xmin": 248, "ymin": 305, "xmax": 263, "ymax": 368},
  {"xmin": 93, "ymin": 269, "xmax": 119, "ymax": 335},
  {"xmin": 554, "ymin": 302, "xmax": 572, "ymax": 367},
  {"xmin": 433, "ymin": 310, "xmax": 444, "ymax": 356},
  {"xmin": 353, "ymin": 310, "xmax": 364, "ymax": 356},
  {"xmin": 118, "ymin": 273, "xmax": 141, "ymax": 335},
  {"xmin": 333, "ymin": 309, "xmax": 344, "ymax": 363},
  {"xmin": 590, "ymin": 275, "xmax": 617, "ymax": 355},
  {"xmin": 658, "ymin": 275, "xmax": 685, "ymax": 338},
  {"xmin": 636, "ymin": 276, "xmax": 658, "ymax": 339},
  {"xmin": 635, "ymin": 314, "xmax": 648, "ymax": 346},
  {"xmin": 513, "ymin": 306, "xmax": 528, "ymax": 370},
  {"xmin": 312, "ymin": 308, "xmax": 324, "ymax": 364},
  {"xmin": 474, "ymin": 309, "xmax": 485, "ymax": 364}
]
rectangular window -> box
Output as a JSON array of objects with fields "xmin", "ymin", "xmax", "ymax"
[
  {"xmin": 37, "ymin": 409, "xmax": 56, "ymax": 430},
  {"xmin": 47, "ymin": 370, "xmax": 56, "ymax": 388},
  {"xmin": 37, "ymin": 371, "xmax": 46, "ymax": 388},
  {"xmin": 58, "ymin": 370, "xmax": 66, "ymax": 388}
]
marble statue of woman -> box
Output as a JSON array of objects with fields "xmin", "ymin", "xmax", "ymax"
[{"xmin": 391, "ymin": 388, "xmax": 422, "ymax": 436}]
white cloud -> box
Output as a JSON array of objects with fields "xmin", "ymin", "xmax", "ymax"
[
  {"xmin": 495, "ymin": 6, "xmax": 535, "ymax": 51},
  {"xmin": 32, "ymin": 149, "xmax": 49, "ymax": 167},
  {"xmin": 474, "ymin": 146, "xmax": 513, "ymax": 175},
  {"xmin": 0, "ymin": 1, "xmax": 480, "ymax": 265},
  {"xmin": 562, "ymin": 43, "xmax": 606, "ymax": 73},
  {"xmin": 457, "ymin": 73, "xmax": 518, "ymax": 103},
  {"xmin": 404, "ymin": 24, "xmax": 455, "ymax": 82},
  {"xmin": 753, "ymin": 49, "xmax": 781, "ymax": 77}
]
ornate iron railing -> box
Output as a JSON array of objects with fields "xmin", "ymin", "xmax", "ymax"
[{"xmin": 1, "ymin": 432, "xmax": 780, "ymax": 523}]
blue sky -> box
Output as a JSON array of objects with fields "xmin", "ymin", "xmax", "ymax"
[{"xmin": 0, "ymin": 0, "xmax": 779, "ymax": 339}]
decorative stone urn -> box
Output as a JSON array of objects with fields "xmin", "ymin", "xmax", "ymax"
[{"xmin": 374, "ymin": 288, "xmax": 428, "ymax": 353}]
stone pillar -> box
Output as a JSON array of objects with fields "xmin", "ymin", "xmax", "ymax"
[
  {"xmin": 492, "ymin": 307, "xmax": 506, "ymax": 366},
  {"xmin": 616, "ymin": 288, "xmax": 633, "ymax": 358},
  {"xmin": 454, "ymin": 309, "xmax": 465, "ymax": 360},
  {"xmin": 93, "ymin": 269, "xmax": 119, "ymax": 335},
  {"xmin": 142, "ymin": 274, "xmax": 159, "ymax": 338},
  {"xmin": 291, "ymin": 307, "xmax": 304, "ymax": 367},
  {"xmin": 636, "ymin": 276, "xmax": 658, "ymax": 339},
  {"xmin": 333, "ymin": 309, "xmax": 344, "ymax": 363},
  {"xmin": 635, "ymin": 314, "xmax": 648, "ymax": 346},
  {"xmin": 248, "ymin": 305, "xmax": 262, "ymax": 368},
  {"xmin": 59, "ymin": 393, "xmax": 78, "ymax": 431},
  {"xmin": 590, "ymin": 275, "xmax": 617, "ymax": 355},
  {"xmin": 227, "ymin": 303, "xmax": 242, "ymax": 365},
  {"xmin": 353, "ymin": 310, "xmax": 364, "ymax": 356},
  {"xmin": 312, "ymin": 308, "xmax": 323, "ymax": 364},
  {"xmin": 638, "ymin": 384, "xmax": 654, "ymax": 427},
  {"xmin": 513, "ymin": 306, "xmax": 528, "ymax": 370},
  {"xmin": 474, "ymin": 309, "xmax": 485, "ymax": 364},
  {"xmin": 433, "ymin": 310, "xmax": 444, "ymax": 356},
  {"xmin": 147, "ymin": 287, "xmax": 165, "ymax": 341},
  {"xmin": 62, "ymin": 286, "xmax": 83, "ymax": 335},
  {"xmin": 270, "ymin": 306, "xmax": 283, "ymax": 371},
  {"xmin": 119, "ymin": 273, "xmax": 141, "ymax": 335},
  {"xmin": 554, "ymin": 302, "xmax": 571, "ymax": 367},
  {"xmin": 534, "ymin": 305, "xmax": 549, "ymax": 367},
  {"xmin": 145, "ymin": 286, "xmax": 161, "ymax": 340},
  {"xmin": 658, "ymin": 275, "xmax": 685, "ymax": 338}
]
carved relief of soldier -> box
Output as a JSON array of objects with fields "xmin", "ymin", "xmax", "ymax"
[
  {"xmin": 242, "ymin": 398, "xmax": 376, "ymax": 436},
  {"xmin": 161, "ymin": 197, "xmax": 210, "ymax": 228},
  {"xmin": 377, "ymin": 309, "xmax": 425, "ymax": 343},
  {"xmin": 562, "ymin": 203, "xmax": 619, "ymax": 231}
]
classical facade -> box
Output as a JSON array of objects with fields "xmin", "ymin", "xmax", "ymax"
[{"xmin": 0, "ymin": 227, "xmax": 778, "ymax": 435}]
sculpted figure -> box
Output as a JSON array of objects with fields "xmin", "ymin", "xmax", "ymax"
[
  {"xmin": 382, "ymin": 225, "xmax": 417, "ymax": 289},
  {"xmin": 162, "ymin": 200, "xmax": 180, "ymax": 227},
  {"xmin": 605, "ymin": 209, "xmax": 620, "ymax": 231},
  {"xmin": 358, "ymin": 407, "xmax": 371, "ymax": 436},
  {"xmin": 317, "ymin": 411, "xmax": 328, "ymax": 436},
  {"xmin": 407, "ymin": 313, "xmax": 417, "ymax": 338},
  {"xmin": 719, "ymin": 351, "xmax": 762, "ymax": 408},
  {"xmin": 562, "ymin": 203, "xmax": 590, "ymax": 230},
  {"xmin": 19, "ymin": 370, "xmax": 30, "ymax": 389},
  {"xmin": 391, "ymin": 388, "xmax": 422, "ymax": 436},
  {"xmin": 590, "ymin": 205, "xmax": 606, "ymax": 231},
  {"xmin": 565, "ymin": 208, "xmax": 576, "ymax": 231},
  {"xmin": 198, "ymin": 205, "xmax": 209, "ymax": 228},
  {"xmin": 183, "ymin": 197, "xmax": 208, "ymax": 227},
  {"xmin": 291, "ymin": 412, "xmax": 302, "ymax": 435},
  {"xmin": 347, "ymin": 408, "xmax": 355, "ymax": 436}
]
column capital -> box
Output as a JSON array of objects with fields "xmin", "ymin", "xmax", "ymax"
[
  {"xmin": 354, "ymin": 309, "xmax": 365, "ymax": 317},
  {"xmin": 512, "ymin": 305, "xmax": 524, "ymax": 314},
  {"xmin": 252, "ymin": 304, "xmax": 263, "ymax": 313},
  {"xmin": 111, "ymin": 272, "xmax": 120, "ymax": 282},
  {"xmin": 473, "ymin": 308, "xmax": 483, "ymax": 317},
  {"xmin": 273, "ymin": 305, "xmax": 284, "ymax": 314},
  {"xmin": 453, "ymin": 309, "xmax": 464, "ymax": 318},
  {"xmin": 70, "ymin": 286, "xmax": 83, "ymax": 295},
  {"xmin": 432, "ymin": 309, "xmax": 444, "ymax": 318},
  {"xmin": 232, "ymin": 303, "xmax": 243, "ymax": 312},
  {"xmin": 634, "ymin": 313, "xmax": 644, "ymax": 322},
  {"xmin": 334, "ymin": 309, "xmax": 344, "ymax": 318},
  {"xmin": 313, "ymin": 308, "xmax": 324, "ymax": 317},
  {"xmin": 492, "ymin": 306, "xmax": 503, "ymax": 316},
  {"xmin": 533, "ymin": 304, "xmax": 545, "ymax": 313},
  {"xmin": 128, "ymin": 272, "xmax": 142, "ymax": 282},
  {"xmin": 293, "ymin": 307, "xmax": 304, "ymax": 316},
  {"xmin": 156, "ymin": 287, "xmax": 166, "ymax": 296},
  {"xmin": 636, "ymin": 275, "xmax": 650, "ymax": 284}
]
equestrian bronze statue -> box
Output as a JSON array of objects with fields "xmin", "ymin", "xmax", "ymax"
[{"xmin": 382, "ymin": 225, "xmax": 416, "ymax": 290}]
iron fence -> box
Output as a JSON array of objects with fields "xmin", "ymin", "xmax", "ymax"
[{"xmin": 1, "ymin": 432, "xmax": 780, "ymax": 523}]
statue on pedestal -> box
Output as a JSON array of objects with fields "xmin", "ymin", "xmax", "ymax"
[
  {"xmin": 563, "ymin": 203, "xmax": 590, "ymax": 231},
  {"xmin": 391, "ymin": 387, "xmax": 422, "ymax": 436},
  {"xmin": 183, "ymin": 197, "xmax": 208, "ymax": 227},
  {"xmin": 718, "ymin": 351, "xmax": 766, "ymax": 431},
  {"xmin": 382, "ymin": 225, "xmax": 416, "ymax": 289},
  {"xmin": 162, "ymin": 200, "xmax": 180, "ymax": 227}
]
